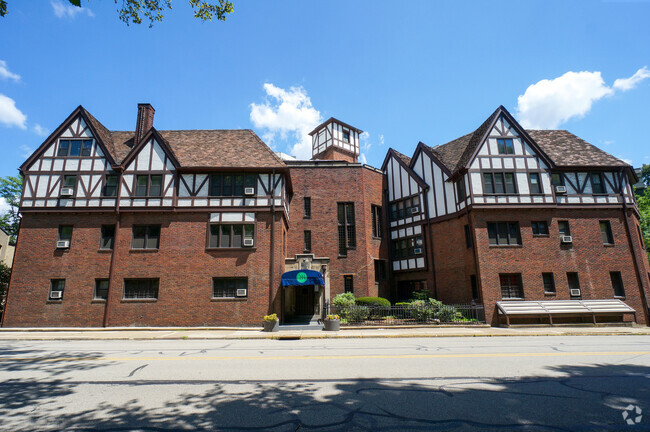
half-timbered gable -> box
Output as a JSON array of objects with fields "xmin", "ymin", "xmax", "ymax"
[
  {"xmin": 309, "ymin": 118, "xmax": 362, "ymax": 163},
  {"xmin": 119, "ymin": 132, "xmax": 177, "ymax": 208},
  {"xmin": 382, "ymin": 149, "xmax": 428, "ymax": 272},
  {"xmin": 411, "ymin": 143, "xmax": 458, "ymax": 220},
  {"xmin": 20, "ymin": 108, "xmax": 118, "ymax": 209}
]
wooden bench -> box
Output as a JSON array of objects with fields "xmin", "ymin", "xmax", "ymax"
[{"xmin": 496, "ymin": 299, "xmax": 636, "ymax": 326}]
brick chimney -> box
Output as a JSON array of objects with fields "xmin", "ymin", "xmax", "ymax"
[{"xmin": 135, "ymin": 103, "xmax": 155, "ymax": 145}]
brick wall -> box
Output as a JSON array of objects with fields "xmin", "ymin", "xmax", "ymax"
[
  {"xmin": 470, "ymin": 208, "xmax": 650, "ymax": 325},
  {"xmin": 3, "ymin": 211, "xmax": 284, "ymax": 327},
  {"xmin": 286, "ymin": 164, "xmax": 388, "ymax": 301}
]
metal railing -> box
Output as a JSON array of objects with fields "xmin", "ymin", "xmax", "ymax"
[{"xmin": 326, "ymin": 302, "xmax": 485, "ymax": 326}]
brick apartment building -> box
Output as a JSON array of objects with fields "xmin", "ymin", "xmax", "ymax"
[
  {"xmin": 1, "ymin": 104, "xmax": 648, "ymax": 327},
  {"xmin": 383, "ymin": 106, "xmax": 650, "ymax": 325}
]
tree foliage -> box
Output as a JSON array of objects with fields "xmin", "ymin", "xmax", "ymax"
[
  {"xmin": 0, "ymin": 175, "xmax": 22, "ymax": 244},
  {"xmin": 0, "ymin": 0, "xmax": 234, "ymax": 25}
]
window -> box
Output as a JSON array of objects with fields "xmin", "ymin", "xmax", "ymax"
[
  {"xmin": 337, "ymin": 202, "xmax": 356, "ymax": 256},
  {"xmin": 497, "ymin": 138, "xmax": 515, "ymax": 155},
  {"xmin": 94, "ymin": 279, "xmax": 109, "ymax": 300},
  {"xmin": 500, "ymin": 274, "xmax": 523, "ymax": 299},
  {"xmin": 49, "ymin": 279, "xmax": 65, "ymax": 300},
  {"xmin": 487, "ymin": 222, "xmax": 521, "ymax": 246},
  {"xmin": 131, "ymin": 225, "xmax": 160, "ymax": 249},
  {"xmin": 456, "ymin": 177, "xmax": 466, "ymax": 201},
  {"xmin": 464, "ymin": 225, "xmax": 472, "ymax": 248},
  {"xmin": 59, "ymin": 225, "xmax": 73, "ymax": 242},
  {"xmin": 100, "ymin": 225, "xmax": 115, "ymax": 250},
  {"xmin": 590, "ymin": 173, "xmax": 606, "ymax": 194},
  {"xmin": 529, "ymin": 173, "xmax": 542, "ymax": 194},
  {"xmin": 135, "ymin": 175, "xmax": 162, "ymax": 197},
  {"xmin": 342, "ymin": 129, "xmax": 350, "ymax": 143},
  {"xmin": 542, "ymin": 273, "xmax": 556, "ymax": 294},
  {"xmin": 531, "ymin": 221, "xmax": 549, "ymax": 236},
  {"xmin": 57, "ymin": 139, "xmax": 92, "ymax": 157},
  {"xmin": 63, "ymin": 175, "xmax": 77, "ymax": 192},
  {"xmin": 304, "ymin": 230, "xmax": 311, "ymax": 252},
  {"xmin": 470, "ymin": 275, "xmax": 478, "ymax": 300},
  {"xmin": 610, "ymin": 272, "xmax": 625, "ymax": 297},
  {"xmin": 344, "ymin": 275, "xmax": 354, "ymax": 294},
  {"xmin": 103, "ymin": 175, "xmax": 118, "ymax": 197},
  {"xmin": 208, "ymin": 224, "xmax": 253, "ymax": 248},
  {"xmin": 209, "ymin": 174, "xmax": 256, "ymax": 197},
  {"xmin": 391, "ymin": 236, "xmax": 424, "ymax": 259},
  {"xmin": 600, "ymin": 221, "xmax": 614, "ymax": 245},
  {"xmin": 374, "ymin": 260, "xmax": 386, "ymax": 283},
  {"xmin": 123, "ymin": 278, "xmax": 159, "ymax": 300},
  {"xmin": 558, "ymin": 221, "xmax": 571, "ymax": 237},
  {"xmin": 213, "ymin": 277, "xmax": 247, "ymax": 298},
  {"xmin": 483, "ymin": 172, "xmax": 517, "ymax": 194},
  {"xmin": 304, "ymin": 197, "xmax": 311, "ymax": 219},
  {"xmin": 567, "ymin": 272, "xmax": 580, "ymax": 295},
  {"xmin": 551, "ymin": 173, "xmax": 565, "ymax": 187},
  {"xmin": 371, "ymin": 205, "xmax": 382, "ymax": 238}
]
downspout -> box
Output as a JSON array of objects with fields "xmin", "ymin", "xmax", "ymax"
[
  {"xmin": 269, "ymin": 169, "xmax": 276, "ymax": 315},
  {"xmin": 102, "ymin": 167, "xmax": 123, "ymax": 327},
  {"xmin": 619, "ymin": 167, "xmax": 650, "ymax": 325}
]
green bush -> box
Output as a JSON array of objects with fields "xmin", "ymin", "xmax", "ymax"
[
  {"xmin": 355, "ymin": 297, "xmax": 391, "ymax": 307},
  {"xmin": 345, "ymin": 305, "xmax": 370, "ymax": 323},
  {"xmin": 394, "ymin": 301, "xmax": 411, "ymax": 306},
  {"xmin": 332, "ymin": 292, "xmax": 355, "ymax": 308},
  {"xmin": 408, "ymin": 300, "xmax": 435, "ymax": 321},
  {"xmin": 435, "ymin": 304, "xmax": 459, "ymax": 323},
  {"xmin": 410, "ymin": 288, "xmax": 431, "ymax": 301}
]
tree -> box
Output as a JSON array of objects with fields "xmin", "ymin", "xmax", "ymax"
[
  {"xmin": 637, "ymin": 189, "xmax": 650, "ymax": 261},
  {"xmin": 639, "ymin": 164, "xmax": 650, "ymax": 188},
  {"xmin": 0, "ymin": 0, "xmax": 234, "ymax": 26},
  {"xmin": 0, "ymin": 175, "xmax": 22, "ymax": 244}
]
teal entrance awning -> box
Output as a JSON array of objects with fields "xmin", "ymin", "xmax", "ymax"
[{"xmin": 281, "ymin": 270, "xmax": 325, "ymax": 287}]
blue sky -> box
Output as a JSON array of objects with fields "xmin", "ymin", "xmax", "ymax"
[{"xmin": 0, "ymin": 0, "xmax": 649, "ymax": 180}]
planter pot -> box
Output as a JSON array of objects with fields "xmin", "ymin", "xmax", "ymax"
[
  {"xmin": 323, "ymin": 319, "xmax": 341, "ymax": 331},
  {"xmin": 263, "ymin": 320, "xmax": 279, "ymax": 332}
]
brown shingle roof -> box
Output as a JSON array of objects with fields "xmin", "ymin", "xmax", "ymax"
[
  {"xmin": 106, "ymin": 129, "xmax": 285, "ymax": 169},
  {"xmin": 526, "ymin": 130, "xmax": 629, "ymax": 168},
  {"xmin": 392, "ymin": 149, "xmax": 411, "ymax": 166}
]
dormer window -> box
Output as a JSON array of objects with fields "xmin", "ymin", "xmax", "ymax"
[
  {"xmin": 497, "ymin": 138, "xmax": 515, "ymax": 155},
  {"xmin": 57, "ymin": 139, "xmax": 92, "ymax": 157},
  {"xmin": 342, "ymin": 129, "xmax": 350, "ymax": 143}
]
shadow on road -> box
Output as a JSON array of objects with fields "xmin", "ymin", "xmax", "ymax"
[{"xmin": 0, "ymin": 344, "xmax": 647, "ymax": 431}]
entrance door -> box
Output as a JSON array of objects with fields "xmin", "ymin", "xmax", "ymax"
[{"xmin": 295, "ymin": 285, "xmax": 315, "ymax": 316}]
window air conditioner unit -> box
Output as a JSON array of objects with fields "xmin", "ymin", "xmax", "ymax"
[
  {"xmin": 236, "ymin": 288, "xmax": 247, "ymax": 297},
  {"xmin": 411, "ymin": 207, "xmax": 420, "ymax": 214},
  {"xmin": 50, "ymin": 291, "xmax": 63, "ymax": 299},
  {"xmin": 414, "ymin": 247, "xmax": 423, "ymax": 255},
  {"xmin": 555, "ymin": 186, "xmax": 567, "ymax": 194},
  {"xmin": 243, "ymin": 238, "xmax": 254, "ymax": 247},
  {"xmin": 56, "ymin": 240, "xmax": 70, "ymax": 249},
  {"xmin": 561, "ymin": 235, "xmax": 573, "ymax": 244},
  {"xmin": 244, "ymin": 187, "xmax": 255, "ymax": 196},
  {"xmin": 60, "ymin": 187, "xmax": 74, "ymax": 197},
  {"xmin": 570, "ymin": 289, "xmax": 581, "ymax": 297}
]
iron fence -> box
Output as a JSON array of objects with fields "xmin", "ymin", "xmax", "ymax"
[{"xmin": 325, "ymin": 302, "xmax": 485, "ymax": 326}]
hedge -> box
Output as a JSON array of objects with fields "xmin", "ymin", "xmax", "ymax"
[{"xmin": 355, "ymin": 297, "xmax": 391, "ymax": 307}]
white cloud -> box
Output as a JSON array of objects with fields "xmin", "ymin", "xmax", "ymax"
[
  {"xmin": 51, "ymin": 0, "xmax": 94, "ymax": 19},
  {"xmin": 613, "ymin": 66, "xmax": 650, "ymax": 91},
  {"xmin": 0, "ymin": 94, "xmax": 27, "ymax": 129},
  {"xmin": 616, "ymin": 155, "xmax": 633, "ymax": 165},
  {"xmin": 33, "ymin": 124, "xmax": 49, "ymax": 137},
  {"xmin": 0, "ymin": 198, "xmax": 10, "ymax": 216},
  {"xmin": 516, "ymin": 67, "xmax": 650, "ymax": 129},
  {"xmin": 0, "ymin": 60, "xmax": 20, "ymax": 82},
  {"xmin": 250, "ymin": 83, "xmax": 322, "ymax": 160}
]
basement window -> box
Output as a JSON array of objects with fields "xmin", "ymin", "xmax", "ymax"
[{"xmin": 123, "ymin": 279, "xmax": 159, "ymax": 300}]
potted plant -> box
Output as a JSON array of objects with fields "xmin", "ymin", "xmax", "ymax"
[
  {"xmin": 323, "ymin": 314, "xmax": 341, "ymax": 331},
  {"xmin": 263, "ymin": 313, "xmax": 279, "ymax": 332}
]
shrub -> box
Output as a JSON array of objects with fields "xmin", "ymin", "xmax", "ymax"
[
  {"xmin": 408, "ymin": 300, "xmax": 435, "ymax": 321},
  {"xmin": 332, "ymin": 292, "xmax": 355, "ymax": 308},
  {"xmin": 435, "ymin": 305, "xmax": 459, "ymax": 323},
  {"xmin": 394, "ymin": 301, "xmax": 411, "ymax": 306},
  {"xmin": 355, "ymin": 297, "xmax": 391, "ymax": 307},
  {"xmin": 345, "ymin": 305, "xmax": 370, "ymax": 323},
  {"xmin": 411, "ymin": 288, "xmax": 431, "ymax": 301}
]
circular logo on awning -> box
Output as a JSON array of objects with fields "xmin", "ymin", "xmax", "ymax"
[{"xmin": 296, "ymin": 272, "xmax": 308, "ymax": 284}]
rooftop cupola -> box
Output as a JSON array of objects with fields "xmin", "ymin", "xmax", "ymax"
[{"xmin": 308, "ymin": 117, "xmax": 362, "ymax": 163}]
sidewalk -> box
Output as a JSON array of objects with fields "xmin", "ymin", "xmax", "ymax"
[{"xmin": 0, "ymin": 325, "xmax": 648, "ymax": 340}]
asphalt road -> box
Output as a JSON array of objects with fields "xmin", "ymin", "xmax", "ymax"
[{"xmin": 0, "ymin": 336, "xmax": 648, "ymax": 431}]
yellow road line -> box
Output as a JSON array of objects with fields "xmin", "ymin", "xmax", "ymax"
[{"xmin": 0, "ymin": 351, "xmax": 648, "ymax": 362}]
